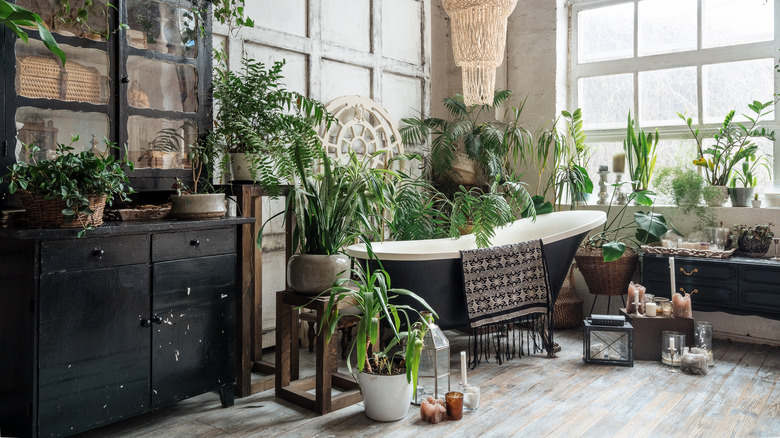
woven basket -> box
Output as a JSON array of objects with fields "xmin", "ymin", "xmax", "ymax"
[
  {"xmin": 574, "ymin": 246, "xmax": 638, "ymax": 297},
  {"xmin": 553, "ymin": 264, "xmax": 584, "ymax": 329},
  {"xmin": 17, "ymin": 55, "xmax": 103, "ymax": 103},
  {"xmin": 19, "ymin": 190, "xmax": 107, "ymax": 229}
]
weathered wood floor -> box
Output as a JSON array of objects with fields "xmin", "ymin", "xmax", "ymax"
[{"xmin": 77, "ymin": 328, "xmax": 780, "ymax": 438}]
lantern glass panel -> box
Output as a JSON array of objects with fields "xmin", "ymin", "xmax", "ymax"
[{"xmin": 415, "ymin": 318, "xmax": 450, "ymax": 403}]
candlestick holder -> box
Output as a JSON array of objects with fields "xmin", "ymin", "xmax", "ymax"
[
  {"xmin": 772, "ymin": 237, "xmax": 780, "ymax": 261},
  {"xmin": 597, "ymin": 169, "xmax": 609, "ymax": 205},
  {"xmin": 661, "ymin": 330, "xmax": 684, "ymax": 373},
  {"xmin": 614, "ymin": 173, "xmax": 627, "ymax": 205}
]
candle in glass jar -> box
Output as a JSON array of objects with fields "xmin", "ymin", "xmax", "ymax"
[
  {"xmin": 445, "ymin": 392, "xmax": 464, "ymax": 420},
  {"xmin": 613, "ymin": 152, "xmax": 626, "ymax": 173}
]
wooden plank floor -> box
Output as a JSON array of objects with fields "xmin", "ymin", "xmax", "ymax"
[{"xmin": 76, "ymin": 328, "xmax": 780, "ymax": 438}]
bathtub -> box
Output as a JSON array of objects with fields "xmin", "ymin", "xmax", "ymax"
[{"xmin": 345, "ymin": 210, "xmax": 607, "ymax": 329}]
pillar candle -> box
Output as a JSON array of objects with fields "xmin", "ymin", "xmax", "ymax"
[
  {"xmin": 646, "ymin": 302, "xmax": 657, "ymax": 317},
  {"xmin": 634, "ymin": 289, "xmax": 639, "ymax": 314},
  {"xmin": 613, "ymin": 152, "xmax": 626, "ymax": 173},
  {"xmin": 669, "ymin": 337, "xmax": 675, "ymax": 350},
  {"xmin": 669, "ymin": 257, "xmax": 676, "ymax": 296},
  {"xmin": 460, "ymin": 351, "xmax": 468, "ymax": 387}
]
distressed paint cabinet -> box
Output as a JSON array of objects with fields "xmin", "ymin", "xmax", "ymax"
[
  {"xmin": 641, "ymin": 254, "xmax": 780, "ymax": 320},
  {"xmin": 0, "ymin": 218, "xmax": 250, "ymax": 437}
]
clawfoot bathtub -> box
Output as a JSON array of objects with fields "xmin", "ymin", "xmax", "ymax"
[{"xmin": 346, "ymin": 210, "xmax": 607, "ymax": 329}]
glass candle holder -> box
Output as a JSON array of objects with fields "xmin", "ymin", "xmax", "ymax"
[
  {"xmin": 445, "ymin": 391, "xmax": 464, "ymax": 420},
  {"xmin": 695, "ymin": 321, "xmax": 714, "ymax": 366},
  {"xmin": 661, "ymin": 330, "xmax": 685, "ymax": 367},
  {"xmin": 657, "ymin": 298, "xmax": 672, "ymax": 317},
  {"xmin": 461, "ymin": 383, "xmax": 480, "ymax": 411}
]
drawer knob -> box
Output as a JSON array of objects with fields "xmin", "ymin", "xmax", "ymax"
[
  {"xmin": 152, "ymin": 315, "xmax": 164, "ymax": 325},
  {"xmin": 679, "ymin": 267, "xmax": 698, "ymax": 276},
  {"xmin": 140, "ymin": 318, "xmax": 152, "ymax": 327},
  {"xmin": 679, "ymin": 287, "xmax": 699, "ymax": 294},
  {"xmin": 190, "ymin": 239, "xmax": 200, "ymax": 247},
  {"xmin": 93, "ymin": 249, "xmax": 105, "ymax": 258}
]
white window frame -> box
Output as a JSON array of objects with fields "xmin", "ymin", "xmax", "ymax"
[{"xmin": 569, "ymin": 0, "xmax": 780, "ymax": 180}]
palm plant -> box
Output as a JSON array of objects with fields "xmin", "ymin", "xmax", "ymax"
[
  {"xmin": 555, "ymin": 109, "xmax": 593, "ymax": 210},
  {"xmin": 624, "ymin": 112, "xmax": 658, "ymax": 192}
]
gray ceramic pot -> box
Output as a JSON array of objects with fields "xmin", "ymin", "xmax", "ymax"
[
  {"xmin": 170, "ymin": 193, "xmax": 227, "ymax": 220},
  {"xmin": 728, "ymin": 187, "xmax": 754, "ymax": 207},
  {"xmin": 287, "ymin": 254, "xmax": 351, "ymax": 294}
]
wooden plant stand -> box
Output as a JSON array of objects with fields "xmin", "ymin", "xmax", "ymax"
[{"xmin": 275, "ymin": 291, "xmax": 362, "ymax": 414}]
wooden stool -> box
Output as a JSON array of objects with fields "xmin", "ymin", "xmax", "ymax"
[
  {"xmin": 275, "ymin": 291, "xmax": 362, "ymax": 415},
  {"xmin": 299, "ymin": 311, "xmax": 358, "ymax": 360}
]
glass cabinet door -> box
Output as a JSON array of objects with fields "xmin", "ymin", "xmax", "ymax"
[{"xmin": 126, "ymin": 0, "xmax": 199, "ymax": 57}]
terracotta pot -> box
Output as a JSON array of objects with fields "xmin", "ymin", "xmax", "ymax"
[
  {"xmin": 358, "ymin": 368, "xmax": 413, "ymax": 421},
  {"xmin": 574, "ymin": 246, "xmax": 638, "ymax": 297},
  {"xmin": 169, "ymin": 193, "xmax": 227, "ymax": 220},
  {"xmin": 287, "ymin": 254, "xmax": 351, "ymax": 294}
]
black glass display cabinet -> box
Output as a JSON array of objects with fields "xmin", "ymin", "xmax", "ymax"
[{"xmin": 0, "ymin": 0, "xmax": 213, "ymax": 209}]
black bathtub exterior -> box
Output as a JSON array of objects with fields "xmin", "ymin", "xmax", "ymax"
[{"xmin": 364, "ymin": 231, "xmax": 589, "ymax": 330}]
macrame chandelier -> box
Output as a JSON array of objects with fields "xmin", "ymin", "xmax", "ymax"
[{"xmin": 442, "ymin": 0, "xmax": 518, "ymax": 106}]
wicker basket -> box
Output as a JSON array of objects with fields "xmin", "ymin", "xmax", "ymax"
[
  {"xmin": 553, "ymin": 265, "xmax": 584, "ymax": 329},
  {"xmin": 17, "ymin": 55, "xmax": 104, "ymax": 104},
  {"xmin": 574, "ymin": 246, "xmax": 638, "ymax": 297},
  {"xmin": 19, "ymin": 190, "xmax": 107, "ymax": 229}
]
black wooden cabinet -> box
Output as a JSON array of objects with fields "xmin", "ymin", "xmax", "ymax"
[
  {"xmin": 641, "ymin": 254, "xmax": 780, "ymax": 320},
  {"xmin": 0, "ymin": 218, "xmax": 249, "ymax": 437}
]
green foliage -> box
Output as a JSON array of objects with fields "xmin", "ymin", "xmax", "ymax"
[
  {"xmin": 729, "ymin": 152, "xmax": 771, "ymax": 188},
  {"xmin": 0, "ymin": 0, "xmax": 65, "ymax": 64},
  {"xmin": 624, "ymin": 112, "xmax": 658, "ymax": 192},
  {"xmin": 210, "ymin": 57, "xmax": 335, "ymax": 196},
  {"xmin": 555, "ymin": 109, "xmax": 593, "ymax": 210},
  {"xmin": 321, "ymin": 260, "xmax": 436, "ymax": 384},
  {"xmin": 399, "ymin": 90, "xmax": 530, "ymax": 189},
  {"xmin": 680, "ymin": 100, "xmax": 776, "ymax": 186},
  {"xmin": 211, "ymin": 0, "xmax": 254, "ymax": 34},
  {"xmin": 729, "ymin": 223, "xmax": 774, "ymax": 248},
  {"xmin": 3, "ymin": 137, "xmax": 134, "ymax": 236}
]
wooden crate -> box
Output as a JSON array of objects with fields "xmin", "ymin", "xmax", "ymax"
[{"xmin": 620, "ymin": 308, "xmax": 694, "ymax": 361}]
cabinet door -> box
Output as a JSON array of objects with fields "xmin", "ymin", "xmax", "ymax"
[
  {"xmin": 151, "ymin": 254, "xmax": 236, "ymax": 408},
  {"xmin": 38, "ymin": 264, "xmax": 150, "ymax": 438}
]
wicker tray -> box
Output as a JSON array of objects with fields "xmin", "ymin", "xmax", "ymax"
[{"xmin": 640, "ymin": 245, "xmax": 735, "ymax": 259}]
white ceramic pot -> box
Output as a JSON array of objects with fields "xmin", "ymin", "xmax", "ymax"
[
  {"xmin": 230, "ymin": 153, "xmax": 258, "ymax": 182},
  {"xmin": 169, "ymin": 193, "xmax": 227, "ymax": 220},
  {"xmin": 358, "ymin": 370, "xmax": 413, "ymax": 421},
  {"xmin": 287, "ymin": 254, "xmax": 351, "ymax": 294},
  {"xmin": 752, "ymin": 199, "xmax": 762, "ymax": 208}
]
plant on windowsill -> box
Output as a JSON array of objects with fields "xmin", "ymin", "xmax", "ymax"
[
  {"xmin": 554, "ymin": 108, "xmax": 593, "ymax": 209},
  {"xmin": 321, "ymin": 260, "xmax": 437, "ymax": 422},
  {"xmin": 679, "ymin": 100, "xmax": 776, "ymax": 206},
  {"xmin": 2, "ymin": 136, "xmax": 134, "ymax": 237},
  {"xmin": 624, "ymin": 111, "xmax": 658, "ymax": 192},
  {"xmin": 752, "ymin": 192, "xmax": 762, "ymax": 209},
  {"xmin": 654, "ymin": 167, "xmax": 717, "ymax": 232},
  {"xmin": 728, "ymin": 153, "xmax": 770, "ymax": 207}
]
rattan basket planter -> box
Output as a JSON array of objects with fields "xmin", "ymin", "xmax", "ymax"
[
  {"xmin": 574, "ymin": 246, "xmax": 638, "ymax": 297},
  {"xmin": 19, "ymin": 190, "xmax": 107, "ymax": 228},
  {"xmin": 553, "ymin": 265, "xmax": 584, "ymax": 329}
]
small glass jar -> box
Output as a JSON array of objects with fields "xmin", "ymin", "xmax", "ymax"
[
  {"xmin": 445, "ymin": 391, "xmax": 464, "ymax": 420},
  {"xmin": 695, "ymin": 321, "xmax": 714, "ymax": 366},
  {"xmin": 461, "ymin": 382, "xmax": 480, "ymax": 411},
  {"xmin": 656, "ymin": 297, "xmax": 672, "ymax": 317},
  {"xmin": 661, "ymin": 330, "xmax": 685, "ymax": 366}
]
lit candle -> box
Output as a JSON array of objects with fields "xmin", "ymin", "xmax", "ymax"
[
  {"xmin": 669, "ymin": 257, "xmax": 676, "ymax": 296},
  {"xmin": 461, "ymin": 351, "xmax": 468, "ymax": 387},
  {"xmin": 613, "ymin": 152, "xmax": 626, "ymax": 173},
  {"xmin": 646, "ymin": 302, "xmax": 657, "ymax": 317}
]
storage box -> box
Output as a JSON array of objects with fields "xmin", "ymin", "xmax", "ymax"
[{"xmin": 620, "ymin": 308, "xmax": 694, "ymax": 361}]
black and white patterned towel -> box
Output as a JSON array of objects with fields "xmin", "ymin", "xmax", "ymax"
[{"xmin": 460, "ymin": 239, "xmax": 551, "ymax": 328}]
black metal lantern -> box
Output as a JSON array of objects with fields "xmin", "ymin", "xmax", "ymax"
[{"xmin": 583, "ymin": 318, "xmax": 634, "ymax": 367}]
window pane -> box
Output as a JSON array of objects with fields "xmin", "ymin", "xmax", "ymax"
[
  {"xmin": 586, "ymin": 141, "xmax": 623, "ymax": 179},
  {"xmin": 578, "ymin": 2, "xmax": 634, "ymax": 63},
  {"xmin": 703, "ymin": 0, "xmax": 773, "ymax": 48},
  {"xmin": 126, "ymin": 0, "xmax": 199, "ymax": 58},
  {"xmin": 579, "ymin": 74, "xmax": 634, "ymax": 130},
  {"xmin": 638, "ymin": 0, "xmax": 696, "ymax": 56},
  {"xmin": 15, "ymin": 39, "xmax": 109, "ymax": 105},
  {"xmin": 703, "ymin": 59, "xmax": 774, "ymax": 123},
  {"xmin": 639, "ymin": 67, "xmax": 697, "ymax": 126},
  {"xmin": 15, "ymin": 108, "xmax": 110, "ymax": 162},
  {"xmin": 17, "ymin": 0, "xmax": 109, "ymax": 41},
  {"xmin": 127, "ymin": 57, "xmax": 198, "ymax": 112},
  {"xmin": 127, "ymin": 117, "xmax": 196, "ymax": 170}
]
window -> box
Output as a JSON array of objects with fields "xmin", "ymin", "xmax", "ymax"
[{"xmin": 570, "ymin": 0, "xmax": 778, "ymax": 194}]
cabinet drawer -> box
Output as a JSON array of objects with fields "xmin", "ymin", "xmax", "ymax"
[
  {"xmin": 643, "ymin": 256, "xmax": 736, "ymax": 285},
  {"xmin": 41, "ymin": 234, "xmax": 150, "ymax": 274},
  {"xmin": 679, "ymin": 281, "xmax": 737, "ymax": 308},
  {"xmin": 152, "ymin": 227, "xmax": 236, "ymax": 262},
  {"xmin": 740, "ymin": 287, "xmax": 780, "ymax": 314},
  {"xmin": 740, "ymin": 265, "xmax": 780, "ymax": 288}
]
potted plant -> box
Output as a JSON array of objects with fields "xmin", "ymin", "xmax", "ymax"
[
  {"xmin": 728, "ymin": 153, "xmax": 770, "ymax": 207},
  {"xmin": 210, "ymin": 57, "xmax": 333, "ymax": 190},
  {"xmin": 321, "ymin": 261, "xmax": 436, "ymax": 421},
  {"xmin": 399, "ymin": 90, "xmax": 531, "ymax": 191},
  {"xmin": 752, "ymin": 193, "xmax": 762, "ymax": 208},
  {"xmin": 169, "ymin": 140, "xmax": 227, "ymax": 220},
  {"xmin": 729, "ymin": 223, "xmax": 774, "ymax": 257},
  {"xmin": 655, "ymin": 167, "xmax": 717, "ymax": 233},
  {"xmin": 554, "ymin": 108, "xmax": 593, "ymax": 209},
  {"xmin": 679, "ymin": 100, "xmax": 776, "ymax": 206},
  {"xmin": 575, "ymin": 185, "xmax": 675, "ymax": 297},
  {"xmin": 624, "ymin": 112, "xmax": 658, "ymax": 192},
  {"xmin": 3, "ymin": 136, "xmax": 134, "ymax": 237}
]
